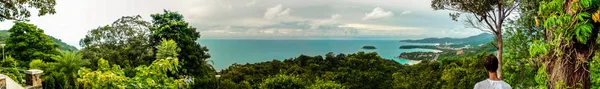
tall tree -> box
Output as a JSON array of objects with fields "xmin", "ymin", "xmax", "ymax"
[
  {"xmin": 6, "ymin": 22, "xmax": 60, "ymax": 62},
  {"xmin": 149, "ymin": 10, "xmax": 211, "ymax": 77},
  {"xmin": 531, "ymin": 0, "xmax": 600, "ymax": 88},
  {"xmin": 0, "ymin": 0, "xmax": 56, "ymax": 21},
  {"xmin": 431, "ymin": 0, "xmax": 519, "ymax": 79},
  {"xmin": 79, "ymin": 15, "xmax": 153, "ymax": 69}
]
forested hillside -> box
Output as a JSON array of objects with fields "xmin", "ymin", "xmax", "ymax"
[
  {"xmin": 0, "ymin": 30, "xmax": 78, "ymax": 51},
  {"xmin": 400, "ymin": 33, "xmax": 494, "ymax": 47}
]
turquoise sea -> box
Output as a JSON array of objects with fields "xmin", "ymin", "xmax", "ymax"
[{"xmin": 199, "ymin": 39, "xmax": 440, "ymax": 70}]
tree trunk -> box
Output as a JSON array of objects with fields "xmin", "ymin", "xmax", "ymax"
[
  {"xmin": 495, "ymin": 33, "xmax": 503, "ymax": 79},
  {"xmin": 495, "ymin": 0, "xmax": 504, "ymax": 79},
  {"xmin": 543, "ymin": 0, "xmax": 596, "ymax": 88}
]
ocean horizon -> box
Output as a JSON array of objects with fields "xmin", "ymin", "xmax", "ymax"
[{"xmin": 199, "ymin": 39, "xmax": 441, "ymax": 70}]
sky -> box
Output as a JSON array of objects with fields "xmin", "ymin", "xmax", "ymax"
[{"xmin": 0, "ymin": 0, "xmax": 483, "ymax": 48}]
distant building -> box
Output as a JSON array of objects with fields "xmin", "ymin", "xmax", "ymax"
[
  {"xmin": 463, "ymin": 45, "xmax": 471, "ymax": 49},
  {"xmin": 456, "ymin": 50, "xmax": 464, "ymax": 55}
]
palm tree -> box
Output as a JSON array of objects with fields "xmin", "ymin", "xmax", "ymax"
[{"xmin": 47, "ymin": 51, "xmax": 89, "ymax": 89}]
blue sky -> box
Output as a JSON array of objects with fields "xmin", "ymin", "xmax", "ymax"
[{"xmin": 0, "ymin": 0, "xmax": 483, "ymax": 48}]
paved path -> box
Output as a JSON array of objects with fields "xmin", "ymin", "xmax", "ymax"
[{"xmin": 0, "ymin": 74, "xmax": 24, "ymax": 89}]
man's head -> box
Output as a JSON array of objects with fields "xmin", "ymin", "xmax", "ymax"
[{"xmin": 484, "ymin": 54, "xmax": 498, "ymax": 72}]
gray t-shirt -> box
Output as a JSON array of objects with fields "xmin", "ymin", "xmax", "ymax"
[{"xmin": 474, "ymin": 79, "xmax": 512, "ymax": 89}]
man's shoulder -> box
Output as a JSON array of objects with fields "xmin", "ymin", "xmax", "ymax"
[
  {"xmin": 473, "ymin": 80, "xmax": 489, "ymax": 89},
  {"xmin": 475, "ymin": 80, "xmax": 488, "ymax": 85},
  {"xmin": 499, "ymin": 81, "xmax": 512, "ymax": 89}
]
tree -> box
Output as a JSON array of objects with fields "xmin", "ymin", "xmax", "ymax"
[
  {"xmin": 439, "ymin": 53, "xmax": 487, "ymax": 89},
  {"xmin": 79, "ymin": 15, "xmax": 153, "ymax": 69},
  {"xmin": 77, "ymin": 39, "xmax": 187, "ymax": 89},
  {"xmin": 6, "ymin": 22, "xmax": 60, "ymax": 63},
  {"xmin": 0, "ymin": 0, "xmax": 56, "ymax": 21},
  {"xmin": 531, "ymin": 0, "xmax": 600, "ymax": 88},
  {"xmin": 431, "ymin": 0, "xmax": 519, "ymax": 78},
  {"xmin": 30, "ymin": 51, "xmax": 89, "ymax": 89},
  {"xmin": 306, "ymin": 80, "xmax": 346, "ymax": 89},
  {"xmin": 501, "ymin": 26, "xmax": 539, "ymax": 88},
  {"xmin": 259, "ymin": 75, "xmax": 306, "ymax": 89},
  {"xmin": 149, "ymin": 10, "xmax": 212, "ymax": 86},
  {"xmin": 392, "ymin": 60, "xmax": 442, "ymax": 89}
]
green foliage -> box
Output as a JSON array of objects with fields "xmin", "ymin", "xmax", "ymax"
[
  {"xmin": 0, "ymin": 0, "xmax": 57, "ymax": 21},
  {"xmin": 0, "ymin": 56, "xmax": 23, "ymax": 85},
  {"xmin": 0, "ymin": 68, "xmax": 23, "ymax": 85},
  {"xmin": 156, "ymin": 39, "xmax": 180, "ymax": 59},
  {"xmin": 6, "ymin": 22, "xmax": 60, "ymax": 63},
  {"xmin": 28, "ymin": 59, "xmax": 46, "ymax": 69},
  {"xmin": 575, "ymin": 22, "xmax": 593, "ymax": 43},
  {"xmin": 535, "ymin": 0, "xmax": 600, "ymax": 88},
  {"xmin": 220, "ymin": 52, "xmax": 396, "ymax": 89},
  {"xmin": 77, "ymin": 58, "xmax": 187, "ymax": 88},
  {"xmin": 537, "ymin": 0, "xmax": 600, "ymax": 45},
  {"xmin": 77, "ymin": 39, "xmax": 188, "ymax": 89},
  {"xmin": 219, "ymin": 79, "xmax": 252, "ymax": 89},
  {"xmin": 392, "ymin": 60, "xmax": 441, "ymax": 89},
  {"xmin": 592, "ymin": 53, "xmax": 600, "ymax": 88},
  {"xmin": 0, "ymin": 56, "xmax": 18, "ymax": 68},
  {"xmin": 259, "ymin": 75, "xmax": 306, "ymax": 89},
  {"xmin": 431, "ymin": 0, "xmax": 497, "ymax": 21},
  {"xmin": 80, "ymin": 15, "xmax": 153, "ymax": 69},
  {"xmin": 149, "ymin": 10, "xmax": 211, "ymax": 76},
  {"xmin": 439, "ymin": 53, "xmax": 488, "ymax": 89},
  {"xmin": 306, "ymin": 80, "xmax": 346, "ymax": 89},
  {"xmin": 502, "ymin": 19, "xmax": 543, "ymax": 88},
  {"xmin": 32, "ymin": 51, "xmax": 88, "ymax": 89},
  {"xmin": 0, "ymin": 30, "xmax": 78, "ymax": 51},
  {"xmin": 535, "ymin": 67, "xmax": 548, "ymax": 89}
]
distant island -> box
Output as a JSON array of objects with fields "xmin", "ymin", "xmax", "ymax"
[{"xmin": 362, "ymin": 46, "xmax": 377, "ymax": 49}]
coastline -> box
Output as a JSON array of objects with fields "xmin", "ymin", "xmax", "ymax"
[
  {"xmin": 397, "ymin": 50, "xmax": 442, "ymax": 65},
  {"xmin": 407, "ymin": 60, "xmax": 422, "ymax": 65}
]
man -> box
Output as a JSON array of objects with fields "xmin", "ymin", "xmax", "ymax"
[{"xmin": 474, "ymin": 54, "xmax": 512, "ymax": 89}]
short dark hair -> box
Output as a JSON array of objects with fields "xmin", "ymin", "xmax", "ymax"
[{"xmin": 484, "ymin": 54, "xmax": 498, "ymax": 72}]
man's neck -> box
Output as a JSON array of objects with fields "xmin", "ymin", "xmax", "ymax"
[{"xmin": 488, "ymin": 72, "xmax": 501, "ymax": 81}]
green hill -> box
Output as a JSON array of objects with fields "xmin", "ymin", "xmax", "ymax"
[
  {"xmin": 400, "ymin": 33, "xmax": 494, "ymax": 47},
  {"xmin": 0, "ymin": 30, "xmax": 78, "ymax": 51}
]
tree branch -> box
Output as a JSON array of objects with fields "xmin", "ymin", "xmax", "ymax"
[{"xmin": 488, "ymin": 12, "xmax": 497, "ymax": 24}]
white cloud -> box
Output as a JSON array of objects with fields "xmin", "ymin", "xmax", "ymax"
[
  {"xmin": 310, "ymin": 14, "xmax": 341, "ymax": 29},
  {"xmin": 400, "ymin": 11, "xmax": 411, "ymax": 15},
  {"xmin": 264, "ymin": 4, "xmax": 291, "ymax": 20},
  {"xmin": 330, "ymin": 14, "xmax": 341, "ymax": 20},
  {"xmin": 362, "ymin": 7, "xmax": 393, "ymax": 20},
  {"xmin": 338, "ymin": 24, "xmax": 421, "ymax": 31},
  {"xmin": 246, "ymin": 0, "xmax": 256, "ymax": 6}
]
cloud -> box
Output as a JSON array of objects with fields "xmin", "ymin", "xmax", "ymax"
[
  {"xmin": 245, "ymin": 0, "xmax": 256, "ymax": 6},
  {"xmin": 264, "ymin": 4, "xmax": 291, "ymax": 20},
  {"xmin": 362, "ymin": 7, "xmax": 393, "ymax": 20},
  {"xmin": 310, "ymin": 14, "xmax": 342, "ymax": 29},
  {"xmin": 338, "ymin": 24, "xmax": 422, "ymax": 31},
  {"xmin": 400, "ymin": 11, "xmax": 411, "ymax": 15}
]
